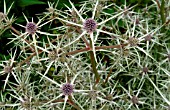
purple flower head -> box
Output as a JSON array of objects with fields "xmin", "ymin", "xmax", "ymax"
[
  {"xmin": 4, "ymin": 66, "xmax": 12, "ymax": 73},
  {"xmin": 61, "ymin": 83, "xmax": 74, "ymax": 96},
  {"xmin": 142, "ymin": 67, "xmax": 148, "ymax": 73},
  {"xmin": 131, "ymin": 96, "xmax": 139, "ymax": 104},
  {"xmin": 145, "ymin": 34, "xmax": 152, "ymax": 41},
  {"xmin": 26, "ymin": 22, "xmax": 37, "ymax": 35},
  {"xmin": 83, "ymin": 18, "xmax": 97, "ymax": 33}
]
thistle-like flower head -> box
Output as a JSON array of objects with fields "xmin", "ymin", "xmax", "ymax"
[
  {"xmin": 145, "ymin": 34, "xmax": 152, "ymax": 41},
  {"xmin": 142, "ymin": 67, "xmax": 149, "ymax": 73},
  {"xmin": 128, "ymin": 37, "xmax": 139, "ymax": 46},
  {"xmin": 61, "ymin": 83, "xmax": 74, "ymax": 96},
  {"xmin": 3, "ymin": 66, "xmax": 12, "ymax": 73},
  {"xmin": 131, "ymin": 96, "xmax": 139, "ymax": 104},
  {"xmin": 26, "ymin": 22, "xmax": 37, "ymax": 35},
  {"xmin": 83, "ymin": 18, "xmax": 97, "ymax": 33}
]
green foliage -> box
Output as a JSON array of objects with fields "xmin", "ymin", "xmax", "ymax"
[{"xmin": 17, "ymin": 0, "xmax": 46, "ymax": 7}]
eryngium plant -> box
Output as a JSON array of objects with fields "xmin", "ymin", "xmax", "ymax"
[{"xmin": 0, "ymin": 0, "xmax": 170, "ymax": 110}]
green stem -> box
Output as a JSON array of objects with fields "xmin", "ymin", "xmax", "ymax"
[
  {"xmin": 160, "ymin": 0, "xmax": 166, "ymax": 31},
  {"xmin": 102, "ymin": 68, "xmax": 112, "ymax": 86},
  {"xmin": 89, "ymin": 39, "xmax": 100, "ymax": 84}
]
